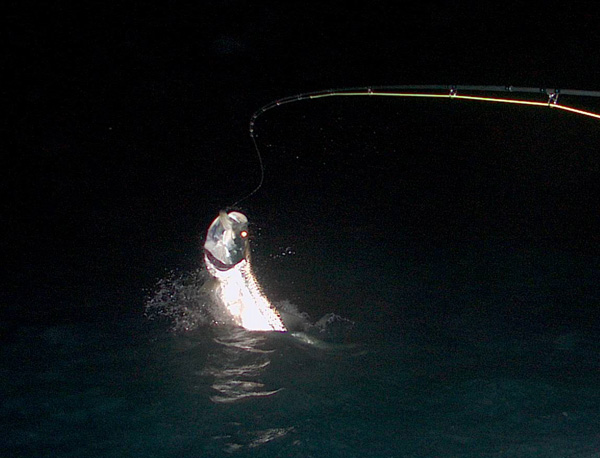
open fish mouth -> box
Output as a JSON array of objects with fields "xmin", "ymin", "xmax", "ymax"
[{"xmin": 204, "ymin": 210, "xmax": 249, "ymax": 272}]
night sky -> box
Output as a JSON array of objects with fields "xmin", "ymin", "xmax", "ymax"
[{"xmin": 4, "ymin": 2, "xmax": 600, "ymax": 324}]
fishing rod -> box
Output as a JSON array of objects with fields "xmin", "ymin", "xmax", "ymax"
[{"xmin": 232, "ymin": 85, "xmax": 600, "ymax": 206}]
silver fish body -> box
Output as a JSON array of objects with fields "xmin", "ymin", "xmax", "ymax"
[{"xmin": 204, "ymin": 211, "xmax": 286, "ymax": 332}]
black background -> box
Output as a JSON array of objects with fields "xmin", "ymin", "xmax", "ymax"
[{"xmin": 4, "ymin": 1, "xmax": 600, "ymax": 324}]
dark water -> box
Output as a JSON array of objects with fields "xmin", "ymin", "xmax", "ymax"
[
  {"xmin": 3, "ymin": 99, "xmax": 599, "ymax": 457},
  {"xmin": 2, "ymin": 235, "xmax": 599, "ymax": 457}
]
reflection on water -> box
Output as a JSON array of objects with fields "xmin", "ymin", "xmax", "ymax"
[
  {"xmin": 197, "ymin": 327, "xmax": 298, "ymax": 453},
  {"xmin": 202, "ymin": 327, "xmax": 283, "ymax": 404},
  {"xmin": 247, "ymin": 426, "xmax": 296, "ymax": 448}
]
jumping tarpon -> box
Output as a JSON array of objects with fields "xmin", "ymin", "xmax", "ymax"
[{"xmin": 203, "ymin": 211, "xmax": 287, "ymax": 332}]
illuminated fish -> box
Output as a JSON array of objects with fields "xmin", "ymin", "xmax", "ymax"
[{"xmin": 203, "ymin": 210, "xmax": 287, "ymax": 332}]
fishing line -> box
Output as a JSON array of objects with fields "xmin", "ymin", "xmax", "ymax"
[
  {"xmin": 231, "ymin": 85, "xmax": 600, "ymax": 206},
  {"xmin": 229, "ymin": 122, "xmax": 266, "ymax": 208}
]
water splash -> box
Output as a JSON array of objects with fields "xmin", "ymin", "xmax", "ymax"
[
  {"xmin": 145, "ymin": 268, "xmax": 355, "ymax": 348},
  {"xmin": 144, "ymin": 268, "xmax": 234, "ymax": 332}
]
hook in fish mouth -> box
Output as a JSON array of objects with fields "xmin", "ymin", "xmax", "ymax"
[{"xmin": 204, "ymin": 210, "xmax": 249, "ymax": 270}]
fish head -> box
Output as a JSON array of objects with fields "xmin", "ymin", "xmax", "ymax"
[{"xmin": 204, "ymin": 210, "xmax": 250, "ymax": 271}]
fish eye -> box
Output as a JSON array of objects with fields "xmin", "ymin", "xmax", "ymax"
[{"xmin": 240, "ymin": 230, "xmax": 248, "ymax": 238}]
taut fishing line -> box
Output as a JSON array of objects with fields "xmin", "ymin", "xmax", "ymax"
[{"xmin": 230, "ymin": 84, "xmax": 600, "ymax": 207}]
